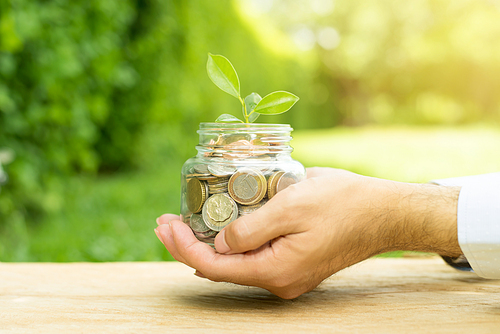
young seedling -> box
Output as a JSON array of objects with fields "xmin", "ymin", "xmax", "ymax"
[{"xmin": 206, "ymin": 53, "xmax": 299, "ymax": 123}]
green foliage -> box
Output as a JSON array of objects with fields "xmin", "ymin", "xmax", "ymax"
[
  {"xmin": 206, "ymin": 53, "xmax": 241, "ymax": 99},
  {"xmin": 253, "ymin": 91, "xmax": 299, "ymax": 115},
  {"xmin": 215, "ymin": 114, "xmax": 244, "ymax": 123},
  {"xmin": 207, "ymin": 53, "xmax": 300, "ymax": 123},
  {"xmin": 0, "ymin": 0, "xmax": 308, "ymax": 229},
  {"xmin": 244, "ymin": 92, "xmax": 262, "ymax": 122},
  {"xmin": 261, "ymin": 0, "xmax": 500, "ymax": 127}
]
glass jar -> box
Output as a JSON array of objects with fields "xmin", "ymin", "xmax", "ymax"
[{"xmin": 180, "ymin": 123, "xmax": 305, "ymax": 246}]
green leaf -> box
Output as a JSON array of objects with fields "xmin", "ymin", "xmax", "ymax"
[
  {"xmin": 244, "ymin": 92, "xmax": 262, "ymax": 113},
  {"xmin": 244, "ymin": 92, "xmax": 262, "ymax": 122},
  {"xmin": 215, "ymin": 114, "xmax": 244, "ymax": 123},
  {"xmin": 248, "ymin": 111, "xmax": 260, "ymax": 123},
  {"xmin": 253, "ymin": 91, "xmax": 299, "ymax": 115},
  {"xmin": 206, "ymin": 53, "xmax": 240, "ymax": 98}
]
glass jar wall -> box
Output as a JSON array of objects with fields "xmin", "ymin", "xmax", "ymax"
[{"xmin": 180, "ymin": 123, "xmax": 305, "ymax": 246}]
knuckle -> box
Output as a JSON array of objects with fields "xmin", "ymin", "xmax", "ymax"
[{"xmin": 227, "ymin": 218, "xmax": 253, "ymax": 249}]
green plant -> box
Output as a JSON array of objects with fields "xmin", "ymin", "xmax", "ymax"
[{"xmin": 207, "ymin": 53, "xmax": 299, "ymax": 123}]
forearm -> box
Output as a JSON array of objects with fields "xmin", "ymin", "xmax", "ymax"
[{"xmin": 381, "ymin": 182, "xmax": 462, "ymax": 257}]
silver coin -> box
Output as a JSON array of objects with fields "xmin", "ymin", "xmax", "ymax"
[
  {"xmin": 208, "ymin": 165, "xmax": 236, "ymax": 177},
  {"xmin": 190, "ymin": 213, "xmax": 210, "ymax": 233},
  {"xmin": 193, "ymin": 164, "xmax": 209, "ymax": 174},
  {"xmin": 209, "ymin": 188, "xmax": 228, "ymax": 195},
  {"xmin": 202, "ymin": 193, "xmax": 238, "ymax": 231},
  {"xmin": 194, "ymin": 229, "xmax": 218, "ymax": 239}
]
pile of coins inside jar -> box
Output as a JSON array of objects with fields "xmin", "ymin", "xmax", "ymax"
[{"xmin": 185, "ymin": 162, "xmax": 300, "ymax": 244}]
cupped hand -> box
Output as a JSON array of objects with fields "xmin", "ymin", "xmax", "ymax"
[{"xmin": 155, "ymin": 167, "xmax": 460, "ymax": 299}]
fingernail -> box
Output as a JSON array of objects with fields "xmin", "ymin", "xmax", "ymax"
[
  {"xmin": 154, "ymin": 228, "xmax": 165, "ymax": 246},
  {"xmin": 156, "ymin": 217, "xmax": 161, "ymax": 225},
  {"xmin": 194, "ymin": 270, "xmax": 206, "ymax": 279},
  {"xmin": 216, "ymin": 229, "xmax": 231, "ymax": 254}
]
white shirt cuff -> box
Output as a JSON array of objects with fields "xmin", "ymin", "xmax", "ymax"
[{"xmin": 432, "ymin": 172, "xmax": 500, "ymax": 278}]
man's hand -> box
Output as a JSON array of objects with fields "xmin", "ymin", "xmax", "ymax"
[{"xmin": 155, "ymin": 167, "xmax": 462, "ymax": 299}]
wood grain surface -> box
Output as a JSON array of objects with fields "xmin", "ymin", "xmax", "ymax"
[{"xmin": 1, "ymin": 257, "xmax": 499, "ymax": 333}]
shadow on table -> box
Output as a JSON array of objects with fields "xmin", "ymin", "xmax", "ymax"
[
  {"xmin": 168, "ymin": 284, "xmax": 340, "ymax": 311},
  {"xmin": 165, "ymin": 273, "xmax": 500, "ymax": 312}
]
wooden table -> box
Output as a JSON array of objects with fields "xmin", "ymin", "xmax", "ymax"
[{"xmin": 1, "ymin": 257, "xmax": 499, "ymax": 333}]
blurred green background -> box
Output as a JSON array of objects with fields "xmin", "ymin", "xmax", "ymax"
[{"xmin": 1, "ymin": 0, "xmax": 500, "ymax": 261}]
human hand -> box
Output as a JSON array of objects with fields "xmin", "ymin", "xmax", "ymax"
[{"xmin": 155, "ymin": 167, "xmax": 461, "ymax": 299}]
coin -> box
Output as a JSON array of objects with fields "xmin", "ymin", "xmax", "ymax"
[
  {"xmin": 207, "ymin": 175, "xmax": 230, "ymax": 194},
  {"xmin": 193, "ymin": 164, "xmax": 210, "ymax": 174},
  {"xmin": 208, "ymin": 176, "xmax": 229, "ymax": 184},
  {"xmin": 208, "ymin": 164, "xmax": 236, "ymax": 177},
  {"xmin": 267, "ymin": 171, "xmax": 284, "ymax": 199},
  {"xmin": 276, "ymin": 172, "xmax": 299, "ymax": 192},
  {"xmin": 190, "ymin": 213, "xmax": 210, "ymax": 233},
  {"xmin": 238, "ymin": 199, "xmax": 267, "ymax": 216},
  {"xmin": 186, "ymin": 178, "xmax": 208, "ymax": 213},
  {"xmin": 187, "ymin": 172, "xmax": 213, "ymax": 180},
  {"xmin": 220, "ymin": 133, "xmax": 251, "ymax": 145},
  {"xmin": 202, "ymin": 193, "xmax": 238, "ymax": 231},
  {"xmin": 228, "ymin": 167, "xmax": 267, "ymax": 205},
  {"xmin": 197, "ymin": 174, "xmax": 218, "ymax": 181},
  {"xmin": 268, "ymin": 171, "xmax": 299, "ymax": 199},
  {"xmin": 194, "ymin": 229, "xmax": 218, "ymax": 239}
]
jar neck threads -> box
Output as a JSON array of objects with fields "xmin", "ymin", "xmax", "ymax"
[{"xmin": 196, "ymin": 123, "xmax": 293, "ymax": 160}]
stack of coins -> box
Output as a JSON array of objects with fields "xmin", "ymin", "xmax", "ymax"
[
  {"xmin": 238, "ymin": 199, "xmax": 267, "ymax": 217},
  {"xmin": 207, "ymin": 176, "xmax": 229, "ymax": 194},
  {"xmin": 185, "ymin": 164, "xmax": 300, "ymax": 244}
]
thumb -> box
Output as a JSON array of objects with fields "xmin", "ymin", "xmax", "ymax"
[{"xmin": 214, "ymin": 198, "xmax": 297, "ymax": 254}]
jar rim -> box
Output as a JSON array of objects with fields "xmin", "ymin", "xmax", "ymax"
[{"xmin": 199, "ymin": 123, "xmax": 292, "ymax": 131}]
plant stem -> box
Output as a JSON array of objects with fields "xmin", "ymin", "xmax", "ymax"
[{"xmin": 239, "ymin": 96, "xmax": 248, "ymax": 123}]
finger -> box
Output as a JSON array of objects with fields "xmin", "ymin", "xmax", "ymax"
[
  {"xmin": 156, "ymin": 222, "xmax": 188, "ymax": 265},
  {"xmin": 169, "ymin": 220, "xmax": 274, "ymax": 285},
  {"xmin": 213, "ymin": 196, "xmax": 301, "ymax": 254},
  {"xmin": 157, "ymin": 214, "xmax": 180, "ymax": 225}
]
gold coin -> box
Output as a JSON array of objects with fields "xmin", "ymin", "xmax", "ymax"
[
  {"xmin": 228, "ymin": 167, "xmax": 266, "ymax": 205},
  {"xmin": 186, "ymin": 178, "xmax": 208, "ymax": 213},
  {"xmin": 202, "ymin": 194, "xmax": 238, "ymax": 231},
  {"xmin": 276, "ymin": 172, "xmax": 299, "ymax": 193},
  {"xmin": 209, "ymin": 188, "xmax": 228, "ymax": 195},
  {"xmin": 267, "ymin": 171, "xmax": 285, "ymax": 199},
  {"xmin": 268, "ymin": 171, "xmax": 299, "ymax": 199}
]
